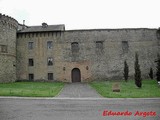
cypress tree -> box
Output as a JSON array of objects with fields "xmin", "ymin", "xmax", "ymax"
[
  {"xmin": 156, "ymin": 54, "xmax": 160, "ymax": 82},
  {"xmin": 124, "ymin": 60, "xmax": 129, "ymax": 82},
  {"xmin": 149, "ymin": 67, "xmax": 153, "ymax": 79},
  {"xmin": 134, "ymin": 52, "xmax": 142, "ymax": 88}
]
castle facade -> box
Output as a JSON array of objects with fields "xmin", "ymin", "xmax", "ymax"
[{"xmin": 0, "ymin": 13, "xmax": 160, "ymax": 83}]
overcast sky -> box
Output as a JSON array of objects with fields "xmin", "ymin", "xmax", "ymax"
[{"xmin": 0, "ymin": 0, "xmax": 159, "ymax": 30}]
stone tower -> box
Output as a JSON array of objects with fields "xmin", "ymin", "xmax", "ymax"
[{"xmin": 0, "ymin": 14, "xmax": 18, "ymax": 83}]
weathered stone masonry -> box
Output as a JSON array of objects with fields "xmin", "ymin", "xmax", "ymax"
[
  {"xmin": 0, "ymin": 13, "xmax": 160, "ymax": 83},
  {"xmin": 0, "ymin": 14, "xmax": 18, "ymax": 83}
]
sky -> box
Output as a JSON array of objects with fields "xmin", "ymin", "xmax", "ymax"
[{"xmin": 0, "ymin": 0, "xmax": 160, "ymax": 30}]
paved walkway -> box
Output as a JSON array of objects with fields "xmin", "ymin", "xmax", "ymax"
[{"xmin": 57, "ymin": 83, "xmax": 102, "ymax": 98}]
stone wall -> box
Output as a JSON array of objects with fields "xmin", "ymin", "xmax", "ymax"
[
  {"xmin": 17, "ymin": 28, "xmax": 160, "ymax": 82},
  {"xmin": 60, "ymin": 29, "xmax": 159, "ymax": 81},
  {"xmin": 17, "ymin": 32, "xmax": 61, "ymax": 81},
  {"xmin": 0, "ymin": 14, "xmax": 18, "ymax": 83}
]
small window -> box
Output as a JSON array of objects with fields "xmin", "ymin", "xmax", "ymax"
[
  {"xmin": 28, "ymin": 58, "xmax": 34, "ymax": 66},
  {"xmin": 122, "ymin": 41, "xmax": 129, "ymax": 53},
  {"xmin": 47, "ymin": 41, "xmax": 53, "ymax": 49},
  {"xmin": 95, "ymin": 41, "xmax": 103, "ymax": 53},
  {"xmin": 96, "ymin": 41, "xmax": 103, "ymax": 49},
  {"xmin": 47, "ymin": 57, "xmax": 53, "ymax": 66},
  {"xmin": 29, "ymin": 74, "xmax": 34, "ymax": 81},
  {"xmin": 1, "ymin": 45, "xmax": 7, "ymax": 53},
  {"xmin": 48, "ymin": 73, "xmax": 53, "ymax": 80},
  {"xmin": 157, "ymin": 28, "xmax": 160, "ymax": 40},
  {"xmin": 71, "ymin": 42, "xmax": 79, "ymax": 53},
  {"xmin": 28, "ymin": 42, "xmax": 34, "ymax": 50}
]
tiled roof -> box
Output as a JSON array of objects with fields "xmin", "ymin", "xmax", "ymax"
[{"xmin": 18, "ymin": 24, "xmax": 65, "ymax": 33}]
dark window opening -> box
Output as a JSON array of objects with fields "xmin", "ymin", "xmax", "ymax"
[
  {"xmin": 48, "ymin": 57, "xmax": 53, "ymax": 66},
  {"xmin": 47, "ymin": 41, "xmax": 53, "ymax": 49},
  {"xmin": 122, "ymin": 41, "xmax": 129, "ymax": 53},
  {"xmin": 96, "ymin": 41, "xmax": 103, "ymax": 54},
  {"xmin": 28, "ymin": 42, "xmax": 33, "ymax": 50},
  {"xmin": 96, "ymin": 41, "xmax": 103, "ymax": 48},
  {"xmin": 48, "ymin": 73, "xmax": 53, "ymax": 80},
  {"xmin": 1, "ymin": 45, "xmax": 7, "ymax": 53},
  {"xmin": 29, "ymin": 74, "xmax": 34, "ymax": 81},
  {"xmin": 157, "ymin": 28, "xmax": 160, "ymax": 40},
  {"xmin": 28, "ymin": 58, "xmax": 34, "ymax": 66},
  {"xmin": 71, "ymin": 42, "xmax": 79, "ymax": 53}
]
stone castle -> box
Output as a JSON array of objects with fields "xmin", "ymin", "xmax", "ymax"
[{"xmin": 0, "ymin": 13, "xmax": 160, "ymax": 83}]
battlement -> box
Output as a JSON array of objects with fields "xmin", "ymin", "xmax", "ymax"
[{"xmin": 0, "ymin": 13, "xmax": 18, "ymax": 29}]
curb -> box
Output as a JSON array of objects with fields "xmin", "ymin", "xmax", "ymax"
[{"xmin": 0, "ymin": 96, "xmax": 160, "ymax": 100}]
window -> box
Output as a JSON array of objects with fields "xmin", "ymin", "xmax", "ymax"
[
  {"xmin": 47, "ymin": 57, "xmax": 53, "ymax": 66},
  {"xmin": 71, "ymin": 42, "xmax": 79, "ymax": 61},
  {"xmin": 29, "ymin": 74, "xmax": 34, "ymax": 81},
  {"xmin": 122, "ymin": 41, "xmax": 129, "ymax": 53},
  {"xmin": 47, "ymin": 41, "xmax": 53, "ymax": 49},
  {"xmin": 71, "ymin": 42, "xmax": 79, "ymax": 53},
  {"xmin": 1, "ymin": 45, "xmax": 7, "ymax": 53},
  {"xmin": 157, "ymin": 28, "xmax": 160, "ymax": 40},
  {"xmin": 48, "ymin": 73, "xmax": 53, "ymax": 80},
  {"xmin": 96, "ymin": 41, "xmax": 103, "ymax": 53},
  {"xmin": 28, "ymin": 42, "xmax": 33, "ymax": 50},
  {"xmin": 96, "ymin": 41, "xmax": 103, "ymax": 48},
  {"xmin": 28, "ymin": 58, "xmax": 34, "ymax": 66}
]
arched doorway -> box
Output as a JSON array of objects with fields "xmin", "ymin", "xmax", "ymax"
[{"xmin": 72, "ymin": 68, "xmax": 81, "ymax": 82}]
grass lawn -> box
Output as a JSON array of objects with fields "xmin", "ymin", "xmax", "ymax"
[
  {"xmin": 89, "ymin": 80, "xmax": 160, "ymax": 98},
  {"xmin": 0, "ymin": 82, "xmax": 64, "ymax": 97}
]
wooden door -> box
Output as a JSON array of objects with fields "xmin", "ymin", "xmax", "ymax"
[{"xmin": 72, "ymin": 68, "xmax": 81, "ymax": 82}]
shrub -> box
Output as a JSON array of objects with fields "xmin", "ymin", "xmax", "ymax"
[
  {"xmin": 134, "ymin": 52, "xmax": 142, "ymax": 88},
  {"xmin": 123, "ymin": 60, "xmax": 129, "ymax": 82}
]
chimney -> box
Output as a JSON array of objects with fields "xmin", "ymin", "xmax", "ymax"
[
  {"xmin": 23, "ymin": 20, "xmax": 25, "ymax": 25},
  {"xmin": 42, "ymin": 22, "xmax": 48, "ymax": 28},
  {"xmin": 22, "ymin": 20, "xmax": 25, "ymax": 30}
]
